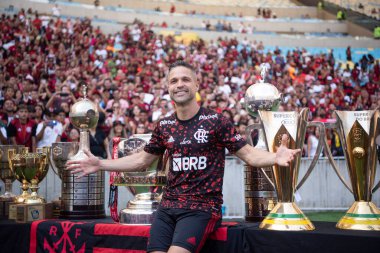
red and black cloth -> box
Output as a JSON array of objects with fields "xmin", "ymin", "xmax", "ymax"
[{"xmin": 29, "ymin": 220, "xmax": 234, "ymax": 253}]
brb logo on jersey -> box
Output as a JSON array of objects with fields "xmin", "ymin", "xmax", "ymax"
[
  {"xmin": 173, "ymin": 156, "xmax": 207, "ymax": 171},
  {"xmin": 194, "ymin": 128, "xmax": 209, "ymax": 143}
]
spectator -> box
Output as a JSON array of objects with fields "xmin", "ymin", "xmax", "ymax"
[
  {"xmin": 35, "ymin": 110, "xmax": 63, "ymax": 148},
  {"xmin": 7, "ymin": 104, "xmax": 37, "ymax": 151}
]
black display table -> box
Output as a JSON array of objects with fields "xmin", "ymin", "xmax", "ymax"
[{"xmin": 1, "ymin": 219, "xmax": 379, "ymax": 253}]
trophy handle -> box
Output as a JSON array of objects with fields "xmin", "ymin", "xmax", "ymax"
[
  {"xmin": 48, "ymin": 150, "xmax": 62, "ymax": 179},
  {"xmin": 245, "ymin": 122, "xmax": 275, "ymax": 189},
  {"xmin": 323, "ymin": 122, "xmax": 353, "ymax": 193},
  {"xmin": 245, "ymin": 123, "xmax": 260, "ymax": 147},
  {"xmin": 373, "ymin": 181, "xmax": 380, "ymax": 193},
  {"xmin": 296, "ymin": 121, "xmax": 326, "ymax": 191}
]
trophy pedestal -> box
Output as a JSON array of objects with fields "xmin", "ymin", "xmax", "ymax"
[
  {"xmin": 0, "ymin": 197, "xmax": 14, "ymax": 219},
  {"xmin": 336, "ymin": 201, "xmax": 380, "ymax": 231},
  {"xmin": 8, "ymin": 202, "xmax": 53, "ymax": 223},
  {"xmin": 244, "ymin": 166, "xmax": 276, "ymax": 222},
  {"xmin": 260, "ymin": 202, "xmax": 315, "ymax": 231},
  {"xmin": 119, "ymin": 193, "xmax": 159, "ymax": 225}
]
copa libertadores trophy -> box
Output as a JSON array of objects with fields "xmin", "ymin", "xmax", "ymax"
[
  {"xmin": 111, "ymin": 134, "xmax": 166, "ymax": 224},
  {"xmin": 245, "ymin": 65, "xmax": 325, "ymax": 230},
  {"xmin": 58, "ymin": 85, "xmax": 105, "ymax": 218},
  {"xmin": 243, "ymin": 64, "xmax": 280, "ymax": 221},
  {"xmin": 325, "ymin": 109, "xmax": 380, "ymax": 230}
]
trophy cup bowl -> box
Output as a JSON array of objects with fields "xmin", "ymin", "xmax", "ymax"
[
  {"xmin": 50, "ymin": 142, "xmax": 80, "ymax": 180},
  {"xmin": 325, "ymin": 109, "xmax": 380, "ymax": 230},
  {"xmin": 244, "ymin": 82, "xmax": 282, "ymax": 118},
  {"xmin": 8, "ymin": 147, "xmax": 50, "ymax": 204},
  {"xmin": 0, "ymin": 145, "xmax": 24, "ymax": 199},
  {"xmin": 247, "ymin": 108, "xmax": 325, "ymax": 231},
  {"xmin": 112, "ymin": 135, "xmax": 166, "ymax": 224}
]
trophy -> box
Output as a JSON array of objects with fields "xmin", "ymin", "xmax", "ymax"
[
  {"xmin": 55, "ymin": 85, "xmax": 105, "ymax": 218},
  {"xmin": 0, "ymin": 145, "xmax": 23, "ymax": 199},
  {"xmin": 8, "ymin": 147, "xmax": 50, "ymax": 204},
  {"xmin": 243, "ymin": 64, "xmax": 281, "ymax": 221},
  {"xmin": 244, "ymin": 64, "xmax": 325, "ymax": 230},
  {"xmin": 325, "ymin": 109, "xmax": 380, "ymax": 230},
  {"xmin": 112, "ymin": 134, "xmax": 166, "ymax": 224}
]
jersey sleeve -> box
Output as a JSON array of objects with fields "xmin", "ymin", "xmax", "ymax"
[
  {"xmin": 217, "ymin": 115, "xmax": 246, "ymax": 154},
  {"xmin": 144, "ymin": 122, "xmax": 166, "ymax": 155}
]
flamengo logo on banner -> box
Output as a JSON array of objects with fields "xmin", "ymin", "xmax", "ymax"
[
  {"xmin": 172, "ymin": 156, "xmax": 207, "ymax": 171},
  {"xmin": 160, "ymin": 119, "xmax": 176, "ymax": 126},
  {"xmin": 194, "ymin": 129, "xmax": 209, "ymax": 143}
]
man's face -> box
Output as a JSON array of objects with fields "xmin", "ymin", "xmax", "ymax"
[
  {"xmin": 18, "ymin": 109, "xmax": 29, "ymax": 121},
  {"xmin": 4, "ymin": 100, "xmax": 14, "ymax": 112},
  {"xmin": 168, "ymin": 66, "xmax": 198, "ymax": 106}
]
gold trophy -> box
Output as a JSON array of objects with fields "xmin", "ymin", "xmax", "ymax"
[
  {"xmin": 0, "ymin": 145, "xmax": 23, "ymax": 218},
  {"xmin": 0, "ymin": 145, "xmax": 23, "ymax": 199},
  {"xmin": 57, "ymin": 84, "xmax": 105, "ymax": 218},
  {"xmin": 325, "ymin": 109, "xmax": 380, "ymax": 230},
  {"xmin": 8, "ymin": 147, "xmax": 50, "ymax": 204},
  {"xmin": 247, "ymin": 109, "xmax": 325, "ymax": 231},
  {"xmin": 112, "ymin": 134, "xmax": 166, "ymax": 224}
]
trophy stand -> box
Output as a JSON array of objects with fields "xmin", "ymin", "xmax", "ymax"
[
  {"xmin": 25, "ymin": 179, "xmax": 45, "ymax": 204},
  {"xmin": 15, "ymin": 180, "xmax": 31, "ymax": 204},
  {"xmin": 244, "ymin": 127, "xmax": 277, "ymax": 222}
]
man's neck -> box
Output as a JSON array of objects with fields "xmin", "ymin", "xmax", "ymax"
[{"xmin": 175, "ymin": 102, "xmax": 200, "ymax": 121}]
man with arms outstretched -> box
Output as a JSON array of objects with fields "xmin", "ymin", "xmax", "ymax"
[{"xmin": 67, "ymin": 61, "xmax": 300, "ymax": 253}]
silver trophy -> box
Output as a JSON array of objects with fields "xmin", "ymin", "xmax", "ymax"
[
  {"xmin": 52, "ymin": 85, "xmax": 105, "ymax": 218},
  {"xmin": 112, "ymin": 134, "xmax": 166, "ymax": 224},
  {"xmin": 243, "ymin": 64, "xmax": 281, "ymax": 221}
]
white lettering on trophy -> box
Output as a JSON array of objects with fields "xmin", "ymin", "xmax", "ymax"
[
  {"xmin": 199, "ymin": 114, "xmax": 218, "ymax": 120},
  {"xmin": 172, "ymin": 156, "xmax": 207, "ymax": 171},
  {"xmin": 160, "ymin": 119, "xmax": 176, "ymax": 126}
]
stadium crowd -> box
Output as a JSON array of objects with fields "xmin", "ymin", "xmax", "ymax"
[{"xmin": 0, "ymin": 9, "xmax": 379, "ymax": 158}]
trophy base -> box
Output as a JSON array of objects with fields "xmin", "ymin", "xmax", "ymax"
[
  {"xmin": 119, "ymin": 192, "xmax": 160, "ymax": 225},
  {"xmin": 260, "ymin": 202, "xmax": 315, "ymax": 231},
  {"xmin": 0, "ymin": 197, "xmax": 14, "ymax": 219},
  {"xmin": 8, "ymin": 202, "xmax": 53, "ymax": 222},
  {"xmin": 15, "ymin": 193, "xmax": 31, "ymax": 204},
  {"xmin": 336, "ymin": 201, "xmax": 380, "ymax": 231},
  {"xmin": 119, "ymin": 209, "xmax": 156, "ymax": 225},
  {"xmin": 60, "ymin": 207, "xmax": 106, "ymax": 219},
  {"xmin": 24, "ymin": 196, "xmax": 46, "ymax": 204}
]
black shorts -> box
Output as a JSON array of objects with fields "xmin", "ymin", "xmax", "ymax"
[{"xmin": 147, "ymin": 207, "xmax": 221, "ymax": 253}]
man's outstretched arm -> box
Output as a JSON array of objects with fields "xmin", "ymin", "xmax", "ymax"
[
  {"xmin": 235, "ymin": 135, "xmax": 301, "ymax": 167},
  {"xmin": 66, "ymin": 149, "xmax": 160, "ymax": 178}
]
